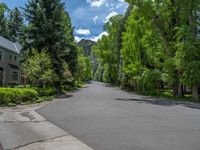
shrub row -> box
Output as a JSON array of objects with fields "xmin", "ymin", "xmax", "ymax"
[
  {"xmin": 33, "ymin": 87, "xmax": 57, "ymax": 96},
  {"xmin": 0, "ymin": 88, "xmax": 38, "ymax": 105},
  {"xmin": 0, "ymin": 87, "xmax": 58, "ymax": 106}
]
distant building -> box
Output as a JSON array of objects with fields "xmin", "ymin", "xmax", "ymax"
[{"xmin": 0, "ymin": 36, "xmax": 27, "ymax": 85}]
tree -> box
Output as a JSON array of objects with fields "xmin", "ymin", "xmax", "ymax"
[
  {"xmin": 0, "ymin": 4, "xmax": 25, "ymax": 42},
  {"xmin": 78, "ymin": 39, "xmax": 97, "ymax": 76},
  {"xmin": 93, "ymin": 15, "xmax": 124, "ymax": 84},
  {"xmin": 0, "ymin": 3, "xmax": 9, "ymax": 38},
  {"xmin": 24, "ymin": 0, "xmax": 76, "ymax": 91},
  {"xmin": 7, "ymin": 7, "xmax": 24, "ymax": 42},
  {"xmin": 22, "ymin": 50, "xmax": 58, "ymax": 87},
  {"xmin": 121, "ymin": 8, "xmax": 163, "ymax": 92},
  {"xmin": 76, "ymin": 47, "xmax": 93, "ymax": 83},
  {"xmin": 85, "ymin": 57, "xmax": 93, "ymax": 81},
  {"xmin": 175, "ymin": 0, "xmax": 200, "ymax": 100},
  {"xmin": 62, "ymin": 11, "xmax": 78, "ymax": 84}
]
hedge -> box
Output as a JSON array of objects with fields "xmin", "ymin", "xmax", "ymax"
[
  {"xmin": 0, "ymin": 88, "xmax": 38, "ymax": 105},
  {"xmin": 33, "ymin": 87, "xmax": 57, "ymax": 96}
]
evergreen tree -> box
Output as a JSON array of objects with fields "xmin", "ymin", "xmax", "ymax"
[
  {"xmin": 62, "ymin": 11, "xmax": 78, "ymax": 83},
  {"xmin": 7, "ymin": 7, "xmax": 24, "ymax": 42},
  {"xmin": 24, "ymin": 0, "xmax": 76, "ymax": 91},
  {"xmin": 0, "ymin": 3, "xmax": 9, "ymax": 39}
]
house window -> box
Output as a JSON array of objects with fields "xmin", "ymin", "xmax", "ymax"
[
  {"xmin": 0, "ymin": 68, "xmax": 3, "ymax": 85},
  {"xmin": 12, "ymin": 71, "xmax": 18, "ymax": 81},
  {"xmin": 14, "ymin": 56, "xmax": 17, "ymax": 61},
  {"xmin": 10, "ymin": 54, "xmax": 12, "ymax": 60},
  {"xmin": 0, "ymin": 51, "xmax": 2, "ymax": 61}
]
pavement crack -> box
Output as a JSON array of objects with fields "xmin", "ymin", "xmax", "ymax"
[
  {"xmin": 0, "ymin": 120, "xmax": 47, "ymax": 123},
  {"xmin": 6, "ymin": 134, "xmax": 69, "ymax": 150}
]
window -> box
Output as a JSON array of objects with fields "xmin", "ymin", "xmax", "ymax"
[
  {"xmin": 10, "ymin": 54, "xmax": 12, "ymax": 60},
  {"xmin": 14, "ymin": 56, "xmax": 17, "ymax": 61},
  {"xmin": 0, "ymin": 51, "xmax": 2, "ymax": 61},
  {"xmin": 0, "ymin": 68, "xmax": 3, "ymax": 85},
  {"xmin": 12, "ymin": 71, "xmax": 18, "ymax": 81}
]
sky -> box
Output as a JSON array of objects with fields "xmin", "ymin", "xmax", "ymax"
[{"xmin": 1, "ymin": 0, "xmax": 128, "ymax": 42}]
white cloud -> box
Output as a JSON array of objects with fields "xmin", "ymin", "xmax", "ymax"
[
  {"xmin": 87, "ymin": 0, "xmax": 106, "ymax": 7},
  {"xmin": 105, "ymin": 11, "xmax": 118, "ymax": 23},
  {"xmin": 93, "ymin": 16, "xmax": 98, "ymax": 24},
  {"xmin": 116, "ymin": 3, "xmax": 124, "ymax": 9},
  {"xmin": 90, "ymin": 31, "xmax": 108, "ymax": 42},
  {"xmin": 75, "ymin": 28, "xmax": 91, "ymax": 35},
  {"xmin": 75, "ymin": 36, "xmax": 82, "ymax": 42}
]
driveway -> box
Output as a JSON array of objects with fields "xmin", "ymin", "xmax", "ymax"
[{"xmin": 37, "ymin": 82, "xmax": 200, "ymax": 150}]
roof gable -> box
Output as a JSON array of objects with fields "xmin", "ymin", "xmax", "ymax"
[{"xmin": 0, "ymin": 36, "xmax": 21, "ymax": 54}]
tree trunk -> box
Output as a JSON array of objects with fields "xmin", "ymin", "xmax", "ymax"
[
  {"xmin": 192, "ymin": 85, "xmax": 199, "ymax": 101},
  {"xmin": 172, "ymin": 83, "xmax": 178, "ymax": 97},
  {"xmin": 183, "ymin": 85, "xmax": 187, "ymax": 94},
  {"xmin": 178, "ymin": 83, "xmax": 184, "ymax": 97}
]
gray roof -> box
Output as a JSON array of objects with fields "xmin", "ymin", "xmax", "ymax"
[{"xmin": 0, "ymin": 36, "xmax": 21, "ymax": 54}]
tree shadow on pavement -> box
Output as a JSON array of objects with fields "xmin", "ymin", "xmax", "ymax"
[
  {"xmin": 55, "ymin": 88, "xmax": 83, "ymax": 99},
  {"xmin": 0, "ymin": 142, "xmax": 3, "ymax": 150},
  {"xmin": 56, "ymin": 94, "xmax": 73, "ymax": 99},
  {"xmin": 115, "ymin": 98, "xmax": 200, "ymax": 110}
]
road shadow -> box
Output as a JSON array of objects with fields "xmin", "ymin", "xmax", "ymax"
[
  {"xmin": 56, "ymin": 94, "xmax": 73, "ymax": 99},
  {"xmin": 55, "ymin": 88, "xmax": 85, "ymax": 99},
  {"xmin": 115, "ymin": 98, "xmax": 200, "ymax": 110},
  {"xmin": 70, "ymin": 88, "xmax": 82, "ymax": 93},
  {"xmin": 0, "ymin": 142, "xmax": 3, "ymax": 150},
  {"xmin": 105, "ymin": 84, "xmax": 118, "ymax": 88}
]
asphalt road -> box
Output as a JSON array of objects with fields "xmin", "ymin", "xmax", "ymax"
[{"xmin": 37, "ymin": 82, "xmax": 200, "ymax": 150}]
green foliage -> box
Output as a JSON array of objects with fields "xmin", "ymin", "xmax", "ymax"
[
  {"xmin": 22, "ymin": 50, "xmax": 58, "ymax": 87},
  {"xmin": 93, "ymin": 0, "xmax": 200, "ymax": 100},
  {"xmin": 142, "ymin": 69, "xmax": 162, "ymax": 92},
  {"xmin": 0, "ymin": 88, "xmax": 38, "ymax": 106},
  {"xmin": 85, "ymin": 57, "xmax": 93, "ymax": 81},
  {"xmin": 23, "ymin": 0, "xmax": 78, "ymax": 90},
  {"xmin": 77, "ymin": 54, "xmax": 87, "ymax": 82},
  {"xmin": 0, "ymin": 3, "xmax": 9, "ymax": 38},
  {"xmin": 78, "ymin": 39, "xmax": 97, "ymax": 76},
  {"xmin": 94, "ymin": 63, "xmax": 103, "ymax": 81},
  {"xmin": 0, "ymin": 3, "xmax": 25, "ymax": 41},
  {"xmin": 76, "ymin": 52, "xmax": 92, "ymax": 82},
  {"xmin": 33, "ymin": 87, "xmax": 57, "ymax": 96},
  {"xmin": 102, "ymin": 64, "xmax": 109, "ymax": 83},
  {"xmin": 93, "ymin": 15, "xmax": 124, "ymax": 84},
  {"xmin": 7, "ymin": 7, "xmax": 24, "ymax": 42}
]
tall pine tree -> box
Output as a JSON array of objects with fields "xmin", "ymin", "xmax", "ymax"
[
  {"xmin": 7, "ymin": 7, "xmax": 24, "ymax": 42},
  {"xmin": 0, "ymin": 3, "xmax": 9, "ymax": 39},
  {"xmin": 24, "ymin": 0, "xmax": 77, "ymax": 91}
]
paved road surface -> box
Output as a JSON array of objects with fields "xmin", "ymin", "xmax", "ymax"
[{"xmin": 37, "ymin": 82, "xmax": 200, "ymax": 150}]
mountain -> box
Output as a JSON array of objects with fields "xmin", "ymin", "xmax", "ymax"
[{"xmin": 78, "ymin": 39, "xmax": 96, "ymax": 56}]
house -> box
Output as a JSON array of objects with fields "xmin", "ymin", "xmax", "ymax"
[{"xmin": 0, "ymin": 36, "xmax": 26, "ymax": 85}]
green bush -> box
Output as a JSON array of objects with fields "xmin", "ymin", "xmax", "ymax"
[
  {"xmin": 62, "ymin": 85, "xmax": 73, "ymax": 91},
  {"xmin": 0, "ymin": 88, "xmax": 38, "ymax": 106},
  {"xmin": 33, "ymin": 87, "xmax": 57, "ymax": 96}
]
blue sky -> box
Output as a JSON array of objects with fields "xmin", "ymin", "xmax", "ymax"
[{"xmin": 1, "ymin": 0, "xmax": 128, "ymax": 41}]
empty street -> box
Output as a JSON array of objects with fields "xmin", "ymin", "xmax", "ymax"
[{"xmin": 37, "ymin": 82, "xmax": 200, "ymax": 150}]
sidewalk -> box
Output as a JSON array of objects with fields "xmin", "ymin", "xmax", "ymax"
[{"xmin": 0, "ymin": 103, "xmax": 93, "ymax": 150}]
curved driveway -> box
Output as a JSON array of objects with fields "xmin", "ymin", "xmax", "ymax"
[{"xmin": 37, "ymin": 82, "xmax": 200, "ymax": 150}]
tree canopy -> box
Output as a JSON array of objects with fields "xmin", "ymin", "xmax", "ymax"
[{"xmin": 93, "ymin": 0, "xmax": 200, "ymax": 100}]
